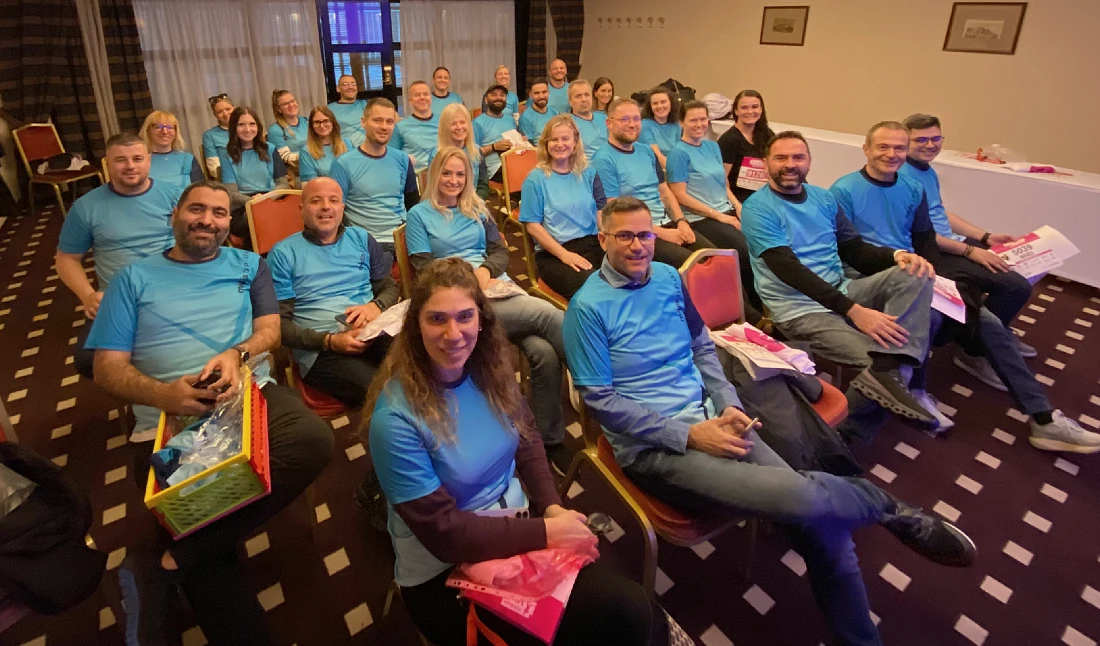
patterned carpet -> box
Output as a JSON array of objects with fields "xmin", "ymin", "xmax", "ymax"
[{"xmin": 3, "ymin": 202, "xmax": 1100, "ymax": 646}]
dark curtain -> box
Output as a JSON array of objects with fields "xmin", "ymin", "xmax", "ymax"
[
  {"xmin": 524, "ymin": 0, "xmax": 548, "ymax": 85},
  {"xmin": 547, "ymin": 0, "xmax": 583, "ymax": 80},
  {"xmin": 99, "ymin": 0, "xmax": 154, "ymax": 134}
]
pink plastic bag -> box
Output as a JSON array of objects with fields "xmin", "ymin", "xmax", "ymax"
[{"xmin": 460, "ymin": 546, "xmax": 597, "ymax": 600}]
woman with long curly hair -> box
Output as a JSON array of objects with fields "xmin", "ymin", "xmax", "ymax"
[{"xmin": 365, "ymin": 257, "xmax": 675, "ymax": 646}]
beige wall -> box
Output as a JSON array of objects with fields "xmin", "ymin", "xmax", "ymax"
[{"xmin": 580, "ymin": 0, "xmax": 1100, "ymax": 173}]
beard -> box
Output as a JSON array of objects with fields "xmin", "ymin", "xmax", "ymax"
[
  {"xmin": 769, "ymin": 166, "xmax": 806, "ymax": 190},
  {"xmin": 174, "ymin": 220, "xmax": 226, "ymax": 259},
  {"xmin": 488, "ymin": 100, "xmax": 506, "ymax": 113}
]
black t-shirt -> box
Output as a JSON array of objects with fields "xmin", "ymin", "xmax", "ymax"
[{"xmin": 717, "ymin": 124, "xmax": 775, "ymax": 204}]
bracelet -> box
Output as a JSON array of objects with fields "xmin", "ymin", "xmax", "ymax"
[
  {"xmin": 981, "ymin": 232, "xmax": 991, "ymax": 245},
  {"xmin": 963, "ymin": 245, "xmax": 974, "ymax": 258},
  {"xmin": 323, "ymin": 333, "xmax": 331, "ymax": 351}
]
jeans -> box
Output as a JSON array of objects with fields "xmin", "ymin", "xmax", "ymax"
[
  {"xmin": 652, "ymin": 225, "xmax": 715, "ymax": 268},
  {"xmin": 534, "ymin": 235, "xmax": 604, "ymax": 299},
  {"xmin": 626, "ymin": 432, "xmax": 890, "ymax": 646},
  {"xmin": 301, "ymin": 335, "xmax": 394, "ymax": 408},
  {"xmin": 491, "ymin": 294, "xmax": 566, "ymax": 445},
  {"xmin": 689, "ymin": 216, "xmax": 763, "ymax": 322},
  {"xmin": 956, "ymin": 307, "xmax": 1051, "ymax": 415}
]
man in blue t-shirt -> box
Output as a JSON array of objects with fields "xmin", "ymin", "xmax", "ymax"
[
  {"xmin": 564, "ymin": 196, "xmax": 975, "ymax": 645},
  {"xmin": 546, "ymin": 59, "xmax": 570, "ymax": 114},
  {"xmin": 85, "ymin": 180, "xmax": 333, "ymax": 644},
  {"xmin": 56, "ymin": 132, "xmax": 182, "ymax": 380},
  {"xmin": 566, "ymin": 79, "xmax": 607, "ymax": 160},
  {"xmin": 517, "ymin": 78, "xmax": 557, "ymax": 145},
  {"xmin": 328, "ymin": 75, "xmax": 368, "ymax": 147},
  {"xmin": 430, "ymin": 66, "xmax": 464, "ymax": 116},
  {"xmin": 474, "ymin": 84, "xmax": 518, "ymax": 182},
  {"xmin": 392, "ymin": 81, "xmax": 440, "ymax": 173},
  {"xmin": 268, "ymin": 177, "xmax": 400, "ymax": 407},
  {"xmin": 591, "ymin": 98, "xmax": 714, "ymax": 268},
  {"xmin": 330, "ymin": 97, "xmax": 420, "ymax": 261},
  {"xmin": 740, "ymin": 131, "xmax": 939, "ymax": 435}
]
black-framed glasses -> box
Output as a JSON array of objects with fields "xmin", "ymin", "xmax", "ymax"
[
  {"xmin": 912, "ymin": 135, "xmax": 944, "ymax": 145},
  {"xmin": 207, "ymin": 93, "xmax": 228, "ymax": 106},
  {"xmin": 152, "ymin": 124, "xmax": 176, "ymax": 132},
  {"xmin": 609, "ymin": 230, "xmax": 657, "ymax": 245},
  {"xmin": 311, "ymin": 119, "xmax": 333, "ymax": 126}
]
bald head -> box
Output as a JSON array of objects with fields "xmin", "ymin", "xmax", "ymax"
[
  {"xmin": 301, "ymin": 177, "xmax": 345, "ymax": 242},
  {"xmin": 549, "ymin": 59, "xmax": 567, "ymax": 83}
]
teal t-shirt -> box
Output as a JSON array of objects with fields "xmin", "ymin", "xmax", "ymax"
[
  {"xmin": 518, "ymin": 106, "xmax": 558, "ymax": 145},
  {"xmin": 218, "ymin": 142, "xmax": 281, "ymax": 194},
  {"xmin": 591, "ymin": 143, "xmax": 667, "ymax": 224},
  {"xmin": 666, "ymin": 139, "xmax": 732, "ymax": 221},
  {"xmin": 149, "ymin": 151, "xmax": 203, "ymax": 189},
  {"xmin": 405, "ymin": 202, "xmax": 492, "ymax": 268},
  {"xmin": 639, "ymin": 119, "xmax": 683, "ymax": 157},
  {"xmin": 392, "ymin": 113, "xmax": 440, "ymax": 172},
  {"xmin": 430, "ymin": 92, "xmax": 463, "ymax": 117},
  {"xmin": 519, "ymin": 167, "xmax": 604, "ymax": 247},
  {"xmin": 298, "ymin": 138, "xmax": 354, "ymax": 182},
  {"xmin": 201, "ymin": 126, "xmax": 230, "ymax": 163},
  {"xmin": 899, "ymin": 159, "xmax": 963, "ymax": 242},
  {"xmin": 830, "ymin": 169, "xmax": 927, "ymax": 253},
  {"xmin": 328, "ymin": 100, "xmax": 368, "ymax": 147},
  {"xmin": 330, "ymin": 146, "xmax": 415, "ymax": 243},
  {"xmin": 571, "ymin": 113, "xmax": 607, "ymax": 160},
  {"xmin": 473, "ymin": 112, "xmax": 515, "ymax": 179},
  {"xmin": 267, "ymin": 117, "xmax": 310, "ymax": 156},
  {"xmin": 547, "ymin": 83, "xmax": 570, "ymax": 114}
]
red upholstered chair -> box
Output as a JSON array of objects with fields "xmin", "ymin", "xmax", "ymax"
[
  {"xmin": 286, "ymin": 362, "xmax": 346, "ymax": 419},
  {"xmin": 511, "ymin": 208, "xmax": 567, "ymax": 311},
  {"xmin": 12, "ymin": 123, "xmax": 103, "ymax": 216},
  {"xmin": 245, "ymin": 190, "xmax": 304, "ymax": 255}
]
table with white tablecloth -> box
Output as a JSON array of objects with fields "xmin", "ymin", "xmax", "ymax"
[{"xmin": 711, "ymin": 120, "xmax": 1100, "ymax": 287}]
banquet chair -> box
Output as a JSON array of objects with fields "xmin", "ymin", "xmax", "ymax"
[
  {"xmin": 245, "ymin": 189, "xmax": 304, "ymax": 255},
  {"xmin": 393, "ymin": 224, "xmax": 413, "ymax": 300},
  {"xmin": 509, "ymin": 209, "xmax": 567, "ymax": 311},
  {"xmin": 492, "ymin": 148, "xmax": 538, "ymax": 232},
  {"xmin": 12, "ymin": 123, "xmax": 102, "ymax": 216}
]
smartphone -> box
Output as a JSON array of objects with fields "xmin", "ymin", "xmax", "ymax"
[
  {"xmin": 193, "ymin": 369, "xmax": 222, "ymax": 390},
  {"xmin": 335, "ymin": 313, "xmax": 349, "ymax": 326}
]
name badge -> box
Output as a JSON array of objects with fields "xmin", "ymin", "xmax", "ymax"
[{"xmin": 736, "ymin": 157, "xmax": 768, "ymax": 191}]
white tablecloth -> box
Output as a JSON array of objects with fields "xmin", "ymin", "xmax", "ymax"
[{"xmin": 712, "ymin": 120, "xmax": 1100, "ymax": 287}]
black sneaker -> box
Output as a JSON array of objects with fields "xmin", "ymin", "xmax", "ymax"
[
  {"xmin": 851, "ymin": 368, "xmax": 937, "ymax": 430},
  {"xmin": 544, "ymin": 442, "xmax": 576, "ymax": 477},
  {"xmin": 118, "ymin": 552, "xmax": 172, "ymax": 646},
  {"xmin": 880, "ymin": 497, "xmax": 977, "ymax": 567}
]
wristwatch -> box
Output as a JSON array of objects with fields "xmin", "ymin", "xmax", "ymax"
[{"xmin": 231, "ymin": 344, "xmax": 250, "ymax": 365}]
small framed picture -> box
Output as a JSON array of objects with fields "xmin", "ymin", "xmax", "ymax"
[
  {"xmin": 759, "ymin": 6, "xmax": 810, "ymax": 46},
  {"xmin": 943, "ymin": 2, "xmax": 1027, "ymax": 55}
]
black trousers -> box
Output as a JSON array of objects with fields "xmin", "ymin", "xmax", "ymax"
[
  {"xmin": 937, "ymin": 237, "xmax": 1033, "ymax": 327},
  {"xmin": 689, "ymin": 217, "xmax": 764, "ymax": 324},
  {"xmin": 652, "ymin": 224, "xmax": 714, "ymax": 269},
  {"xmin": 401, "ymin": 560, "xmax": 668, "ymax": 646},
  {"xmin": 300, "ymin": 335, "xmax": 394, "ymax": 408},
  {"xmin": 132, "ymin": 384, "xmax": 334, "ymax": 645},
  {"xmin": 534, "ymin": 235, "xmax": 604, "ymax": 300},
  {"xmin": 74, "ymin": 324, "xmax": 95, "ymax": 380}
]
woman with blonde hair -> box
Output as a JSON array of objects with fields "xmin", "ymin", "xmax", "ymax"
[
  {"xmin": 201, "ymin": 93, "xmax": 234, "ymax": 177},
  {"xmin": 367, "ymin": 257, "xmax": 674, "ymax": 645},
  {"xmin": 405, "ymin": 147, "xmax": 572, "ymax": 472},
  {"xmin": 267, "ymin": 89, "xmax": 309, "ymax": 166},
  {"xmin": 299, "ymin": 105, "xmax": 352, "ymax": 182},
  {"xmin": 435, "ymin": 103, "xmax": 489, "ymax": 199},
  {"xmin": 519, "ymin": 114, "xmax": 606, "ymax": 299},
  {"xmin": 140, "ymin": 110, "xmax": 204, "ymax": 188}
]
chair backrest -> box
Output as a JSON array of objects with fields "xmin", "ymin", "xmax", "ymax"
[
  {"xmin": 12, "ymin": 124, "xmax": 65, "ymax": 175},
  {"xmin": 510, "ymin": 207, "xmax": 541, "ymax": 283},
  {"xmin": 101, "ymin": 157, "xmax": 110, "ymax": 182},
  {"xmin": 393, "ymin": 223, "xmax": 413, "ymax": 299},
  {"xmin": 518, "ymin": 100, "xmax": 527, "ymax": 114},
  {"xmin": 500, "ymin": 148, "xmax": 538, "ymax": 197},
  {"xmin": 679, "ymin": 248, "xmax": 743, "ymax": 329},
  {"xmin": 245, "ymin": 189, "xmax": 304, "ymax": 255},
  {"xmin": 471, "ymin": 107, "xmax": 483, "ymax": 119}
]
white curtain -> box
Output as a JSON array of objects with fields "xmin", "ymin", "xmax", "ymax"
[
  {"xmin": 400, "ymin": 0, "xmax": 516, "ymax": 114},
  {"xmin": 132, "ymin": 0, "xmax": 327, "ymax": 158},
  {"xmin": 75, "ymin": 0, "xmax": 122, "ymax": 139}
]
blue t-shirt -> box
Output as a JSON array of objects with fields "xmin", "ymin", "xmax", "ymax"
[
  {"xmin": 298, "ymin": 138, "xmax": 354, "ymax": 183},
  {"xmin": 218, "ymin": 142, "xmax": 283, "ymax": 195},
  {"xmin": 639, "ymin": 119, "xmax": 683, "ymax": 157},
  {"xmin": 741, "ymin": 185, "xmax": 851, "ymax": 323},
  {"xmin": 406, "ymin": 202, "xmax": 493, "ymax": 268},
  {"xmin": 57, "ymin": 180, "xmax": 182, "ymax": 288},
  {"xmin": 328, "ymin": 100, "xmax": 368, "ymax": 147},
  {"xmin": 564, "ymin": 262, "xmax": 706, "ymax": 465},
  {"xmin": 571, "ymin": 113, "xmax": 607, "ymax": 160},
  {"xmin": 591, "ymin": 143, "xmax": 667, "ymax": 224},
  {"xmin": 481, "ymin": 91, "xmax": 520, "ymax": 117},
  {"xmin": 330, "ymin": 146, "xmax": 416, "ymax": 243},
  {"xmin": 370, "ymin": 375, "xmax": 526, "ymax": 586},
  {"xmin": 85, "ymin": 248, "xmax": 277, "ymax": 435},
  {"xmin": 201, "ymin": 126, "xmax": 229, "ymax": 163},
  {"xmin": 517, "ymin": 106, "xmax": 558, "ymax": 145},
  {"xmin": 666, "ymin": 139, "xmax": 732, "ymax": 221},
  {"xmin": 473, "ymin": 112, "xmax": 515, "ymax": 179},
  {"xmin": 430, "ymin": 92, "xmax": 464, "ymax": 117},
  {"xmin": 266, "ymin": 117, "xmax": 310, "ymax": 156},
  {"xmin": 830, "ymin": 169, "xmax": 930, "ymax": 253},
  {"xmin": 392, "ymin": 113, "xmax": 440, "ymax": 172},
  {"xmin": 547, "ymin": 83, "xmax": 570, "ymax": 114},
  {"xmin": 268, "ymin": 227, "xmax": 388, "ymax": 373},
  {"xmin": 519, "ymin": 167, "xmax": 605, "ymax": 247},
  {"xmin": 149, "ymin": 151, "xmax": 203, "ymax": 189},
  {"xmin": 899, "ymin": 159, "xmax": 963, "ymax": 241}
]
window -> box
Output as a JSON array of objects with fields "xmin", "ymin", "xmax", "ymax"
[{"xmin": 318, "ymin": 1, "xmax": 402, "ymax": 105}]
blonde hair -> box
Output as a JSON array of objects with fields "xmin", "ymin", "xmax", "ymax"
[
  {"xmin": 271, "ymin": 90, "xmax": 295, "ymax": 139},
  {"xmin": 536, "ymin": 114, "xmax": 588, "ymax": 176},
  {"xmin": 437, "ymin": 103, "xmax": 481, "ymax": 166},
  {"xmin": 305, "ymin": 105, "xmax": 347, "ymax": 161},
  {"xmin": 141, "ymin": 110, "xmax": 184, "ymax": 151},
  {"xmin": 424, "ymin": 146, "xmax": 489, "ymax": 223}
]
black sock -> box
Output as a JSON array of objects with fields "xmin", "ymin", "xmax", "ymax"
[
  {"xmin": 870, "ymin": 354, "xmax": 898, "ymax": 373},
  {"xmin": 1032, "ymin": 411, "xmax": 1054, "ymax": 425}
]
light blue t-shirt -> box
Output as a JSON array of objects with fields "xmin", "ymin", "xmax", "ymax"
[
  {"xmin": 666, "ymin": 139, "xmax": 732, "ymax": 222},
  {"xmin": 481, "ymin": 91, "xmax": 520, "ymax": 117},
  {"xmin": 330, "ymin": 146, "xmax": 415, "ymax": 243},
  {"xmin": 639, "ymin": 119, "xmax": 683, "ymax": 157},
  {"xmin": 328, "ymin": 100, "xmax": 368, "ymax": 147},
  {"xmin": 405, "ymin": 202, "xmax": 492, "ymax": 268},
  {"xmin": 201, "ymin": 126, "xmax": 230, "ymax": 164},
  {"xmin": 85, "ymin": 248, "xmax": 276, "ymax": 435},
  {"xmin": 392, "ymin": 113, "xmax": 440, "ymax": 172},
  {"xmin": 370, "ymin": 375, "xmax": 526, "ymax": 586},
  {"xmin": 830, "ymin": 169, "xmax": 927, "ymax": 253},
  {"xmin": 268, "ymin": 227, "xmax": 387, "ymax": 374},
  {"xmin": 218, "ymin": 142, "xmax": 281, "ymax": 195},
  {"xmin": 266, "ymin": 117, "xmax": 310, "ymax": 156},
  {"xmin": 473, "ymin": 112, "xmax": 515, "ymax": 179},
  {"xmin": 547, "ymin": 82, "xmax": 570, "ymax": 114},
  {"xmin": 149, "ymin": 151, "xmax": 203, "ymax": 189},
  {"xmin": 519, "ymin": 167, "xmax": 603, "ymax": 247},
  {"xmin": 57, "ymin": 180, "xmax": 182, "ymax": 288},
  {"xmin": 899, "ymin": 159, "xmax": 963, "ymax": 241},
  {"xmin": 430, "ymin": 92, "xmax": 463, "ymax": 117},
  {"xmin": 518, "ymin": 106, "xmax": 558, "ymax": 145},
  {"xmin": 298, "ymin": 138, "xmax": 354, "ymax": 183},
  {"xmin": 564, "ymin": 262, "xmax": 707, "ymax": 465},
  {"xmin": 570, "ymin": 113, "xmax": 607, "ymax": 160},
  {"xmin": 741, "ymin": 185, "xmax": 851, "ymax": 323},
  {"xmin": 591, "ymin": 143, "xmax": 667, "ymax": 224}
]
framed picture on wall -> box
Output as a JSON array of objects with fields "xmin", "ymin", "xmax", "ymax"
[
  {"xmin": 759, "ymin": 6, "xmax": 810, "ymax": 46},
  {"xmin": 943, "ymin": 2, "xmax": 1027, "ymax": 55}
]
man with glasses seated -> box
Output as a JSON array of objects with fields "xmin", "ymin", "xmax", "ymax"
[
  {"xmin": 392, "ymin": 81, "xmax": 440, "ymax": 173},
  {"xmin": 564, "ymin": 195, "xmax": 976, "ymax": 646},
  {"xmin": 328, "ymin": 75, "xmax": 368, "ymax": 147},
  {"xmin": 591, "ymin": 98, "xmax": 714, "ymax": 268}
]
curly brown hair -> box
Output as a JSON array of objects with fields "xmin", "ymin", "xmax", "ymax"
[{"xmin": 361, "ymin": 258, "xmax": 535, "ymax": 445}]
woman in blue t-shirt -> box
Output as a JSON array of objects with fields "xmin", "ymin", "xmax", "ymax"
[
  {"xmin": 140, "ymin": 110, "xmax": 204, "ymax": 188},
  {"xmin": 435, "ymin": 103, "xmax": 490, "ymax": 199},
  {"xmin": 268, "ymin": 90, "xmax": 309, "ymax": 172},
  {"xmin": 519, "ymin": 114, "xmax": 607, "ymax": 299},
  {"xmin": 218, "ymin": 106, "xmax": 289, "ymax": 242},
  {"xmin": 592, "ymin": 76, "xmax": 615, "ymax": 117},
  {"xmin": 639, "ymin": 86, "xmax": 682, "ymax": 169},
  {"xmin": 201, "ymin": 94, "xmax": 234, "ymax": 178},
  {"xmin": 299, "ymin": 106, "xmax": 351, "ymax": 183},
  {"xmin": 366, "ymin": 257, "xmax": 675, "ymax": 646}
]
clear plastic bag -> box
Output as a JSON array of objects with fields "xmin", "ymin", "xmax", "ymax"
[
  {"xmin": 981, "ymin": 144, "xmax": 1027, "ymax": 164},
  {"xmin": 0, "ymin": 463, "xmax": 37, "ymax": 522}
]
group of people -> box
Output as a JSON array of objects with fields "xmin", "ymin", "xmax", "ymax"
[{"xmin": 49, "ymin": 57, "xmax": 1100, "ymax": 646}]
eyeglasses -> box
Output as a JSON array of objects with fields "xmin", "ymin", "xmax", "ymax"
[
  {"xmin": 311, "ymin": 119, "xmax": 333, "ymax": 126},
  {"xmin": 912, "ymin": 135, "xmax": 945, "ymax": 145},
  {"xmin": 207, "ymin": 93, "xmax": 228, "ymax": 106},
  {"xmin": 614, "ymin": 116, "xmax": 642, "ymax": 125},
  {"xmin": 608, "ymin": 230, "xmax": 657, "ymax": 245},
  {"xmin": 279, "ymin": 100, "xmax": 297, "ymax": 108},
  {"xmin": 153, "ymin": 124, "xmax": 176, "ymax": 132}
]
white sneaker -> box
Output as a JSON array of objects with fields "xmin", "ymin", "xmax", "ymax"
[
  {"xmin": 1030, "ymin": 410, "xmax": 1100, "ymax": 454},
  {"xmin": 913, "ymin": 390, "xmax": 955, "ymax": 434},
  {"xmin": 953, "ymin": 354, "xmax": 1008, "ymax": 392}
]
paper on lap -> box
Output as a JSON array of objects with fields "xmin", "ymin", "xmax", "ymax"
[
  {"xmin": 354, "ymin": 300, "xmax": 410, "ymax": 341},
  {"xmin": 990, "ymin": 225, "xmax": 1080, "ymax": 280},
  {"xmin": 709, "ymin": 322, "xmax": 816, "ymax": 381},
  {"xmin": 931, "ymin": 276, "xmax": 967, "ymax": 323}
]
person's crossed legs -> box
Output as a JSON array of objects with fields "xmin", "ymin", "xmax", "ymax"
[{"xmin": 301, "ymin": 335, "xmax": 394, "ymax": 408}]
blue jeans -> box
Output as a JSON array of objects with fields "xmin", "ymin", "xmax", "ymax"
[
  {"xmin": 626, "ymin": 433, "xmax": 891, "ymax": 646},
  {"xmin": 492, "ymin": 294, "xmax": 566, "ymax": 444}
]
